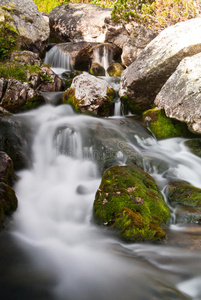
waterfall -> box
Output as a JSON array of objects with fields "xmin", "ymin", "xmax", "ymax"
[
  {"xmin": 44, "ymin": 45, "xmax": 73, "ymax": 71},
  {"xmin": 2, "ymin": 104, "xmax": 201, "ymax": 300},
  {"xmin": 92, "ymin": 45, "xmax": 113, "ymax": 77}
]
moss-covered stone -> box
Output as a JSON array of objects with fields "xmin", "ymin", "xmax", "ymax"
[
  {"xmin": 120, "ymin": 96, "xmax": 145, "ymax": 115},
  {"xmin": 93, "ymin": 165, "xmax": 171, "ymax": 242},
  {"xmin": 90, "ymin": 62, "xmax": 105, "ymax": 77},
  {"xmin": 107, "ymin": 62, "xmax": 124, "ymax": 77},
  {"xmin": 143, "ymin": 108, "xmax": 192, "ymax": 139},
  {"xmin": 166, "ymin": 180, "xmax": 201, "ymax": 208},
  {"xmin": 185, "ymin": 139, "xmax": 201, "ymax": 158},
  {"xmin": 62, "ymin": 88, "xmax": 81, "ymax": 113}
]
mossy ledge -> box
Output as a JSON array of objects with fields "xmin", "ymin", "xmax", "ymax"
[
  {"xmin": 143, "ymin": 108, "xmax": 193, "ymax": 139},
  {"xmin": 93, "ymin": 165, "xmax": 171, "ymax": 243}
]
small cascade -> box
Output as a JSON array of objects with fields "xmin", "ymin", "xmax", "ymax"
[
  {"xmin": 44, "ymin": 45, "xmax": 73, "ymax": 70},
  {"xmin": 92, "ymin": 45, "xmax": 113, "ymax": 76}
]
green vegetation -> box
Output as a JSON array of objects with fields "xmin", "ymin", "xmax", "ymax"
[
  {"xmin": 0, "ymin": 21, "xmax": 18, "ymax": 61},
  {"xmin": 93, "ymin": 165, "xmax": 170, "ymax": 242},
  {"xmin": 111, "ymin": 0, "xmax": 200, "ymax": 31},
  {"xmin": 33, "ymin": 0, "xmax": 200, "ymax": 31},
  {"xmin": 0, "ymin": 62, "xmax": 41, "ymax": 81}
]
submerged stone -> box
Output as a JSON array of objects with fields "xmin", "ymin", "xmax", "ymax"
[{"xmin": 93, "ymin": 165, "xmax": 171, "ymax": 242}]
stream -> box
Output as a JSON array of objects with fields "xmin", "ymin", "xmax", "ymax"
[{"xmin": 1, "ymin": 48, "xmax": 201, "ymax": 300}]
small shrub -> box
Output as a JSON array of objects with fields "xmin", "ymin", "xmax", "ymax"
[{"xmin": 0, "ymin": 21, "xmax": 18, "ymax": 61}]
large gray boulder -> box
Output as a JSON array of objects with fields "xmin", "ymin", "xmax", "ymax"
[
  {"xmin": 119, "ymin": 18, "xmax": 201, "ymax": 114},
  {"xmin": 121, "ymin": 25, "xmax": 156, "ymax": 67},
  {"xmin": 155, "ymin": 52, "xmax": 201, "ymax": 134},
  {"xmin": 49, "ymin": 3, "xmax": 112, "ymax": 43},
  {"xmin": 0, "ymin": 0, "xmax": 49, "ymax": 54},
  {"xmin": 62, "ymin": 73, "xmax": 115, "ymax": 117}
]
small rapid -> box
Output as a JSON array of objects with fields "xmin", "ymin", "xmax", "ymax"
[{"xmin": 0, "ymin": 104, "xmax": 199, "ymax": 300}]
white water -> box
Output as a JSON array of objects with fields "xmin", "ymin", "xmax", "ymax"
[
  {"xmin": 93, "ymin": 45, "xmax": 113, "ymax": 77},
  {"xmin": 44, "ymin": 46, "xmax": 73, "ymax": 71},
  {"xmin": 5, "ymin": 104, "xmax": 201, "ymax": 300}
]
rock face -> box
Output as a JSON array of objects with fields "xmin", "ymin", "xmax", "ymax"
[
  {"xmin": 62, "ymin": 73, "xmax": 115, "ymax": 117},
  {"xmin": 93, "ymin": 165, "xmax": 171, "ymax": 242},
  {"xmin": 0, "ymin": 0, "xmax": 50, "ymax": 54},
  {"xmin": 0, "ymin": 51, "xmax": 63, "ymax": 113},
  {"xmin": 0, "ymin": 152, "xmax": 18, "ymax": 227},
  {"xmin": 155, "ymin": 52, "xmax": 201, "ymax": 134},
  {"xmin": 49, "ymin": 3, "xmax": 112, "ymax": 43},
  {"xmin": 0, "ymin": 78, "xmax": 45, "ymax": 113},
  {"xmin": 121, "ymin": 26, "xmax": 156, "ymax": 67},
  {"xmin": 0, "ymin": 151, "xmax": 14, "ymax": 185},
  {"xmin": 0, "ymin": 115, "xmax": 28, "ymax": 170},
  {"xmin": 119, "ymin": 18, "xmax": 201, "ymax": 114}
]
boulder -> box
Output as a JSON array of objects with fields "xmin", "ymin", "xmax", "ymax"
[
  {"xmin": 166, "ymin": 180, "xmax": 201, "ymax": 224},
  {"xmin": 0, "ymin": 0, "xmax": 49, "ymax": 54},
  {"xmin": 0, "ymin": 115, "xmax": 28, "ymax": 170},
  {"xmin": 93, "ymin": 165, "xmax": 171, "ymax": 242},
  {"xmin": 107, "ymin": 62, "xmax": 124, "ymax": 77},
  {"xmin": 155, "ymin": 52, "xmax": 201, "ymax": 134},
  {"xmin": 49, "ymin": 3, "xmax": 112, "ymax": 43},
  {"xmin": 0, "ymin": 151, "xmax": 14, "ymax": 186},
  {"xmin": 0, "ymin": 78, "xmax": 45, "ymax": 113},
  {"xmin": 121, "ymin": 25, "xmax": 156, "ymax": 67},
  {"xmin": 119, "ymin": 18, "xmax": 201, "ymax": 114},
  {"xmin": 62, "ymin": 73, "xmax": 115, "ymax": 117},
  {"xmin": 185, "ymin": 139, "xmax": 201, "ymax": 158},
  {"xmin": 90, "ymin": 62, "xmax": 105, "ymax": 76}
]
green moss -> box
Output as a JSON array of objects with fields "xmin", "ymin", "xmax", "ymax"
[
  {"xmin": 62, "ymin": 88, "xmax": 81, "ymax": 113},
  {"xmin": 120, "ymin": 96, "xmax": 144, "ymax": 115},
  {"xmin": 166, "ymin": 180, "xmax": 201, "ymax": 208},
  {"xmin": 0, "ymin": 62, "xmax": 41, "ymax": 81},
  {"xmin": 143, "ymin": 108, "xmax": 192, "ymax": 139},
  {"xmin": 93, "ymin": 165, "xmax": 170, "ymax": 242},
  {"xmin": 0, "ymin": 17, "xmax": 19, "ymax": 61},
  {"xmin": 23, "ymin": 95, "xmax": 45, "ymax": 110}
]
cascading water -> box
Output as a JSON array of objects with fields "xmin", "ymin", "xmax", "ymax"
[
  {"xmin": 92, "ymin": 45, "xmax": 113, "ymax": 77},
  {"xmin": 0, "ymin": 103, "xmax": 200, "ymax": 300},
  {"xmin": 44, "ymin": 45, "xmax": 73, "ymax": 76}
]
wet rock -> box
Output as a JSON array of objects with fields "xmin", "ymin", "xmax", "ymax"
[
  {"xmin": 90, "ymin": 62, "xmax": 105, "ymax": 76},
  {"xmin": 166, "ymin": 180, "xmax": 201, "ymax": 209},
  {"xmin": 185, "ymin": 139, "xmax": 201, "ymax": 158},
  {"xmin": 0, "ymin": 0, "xmax": 49, "ymax": 54},
  {"xmin": 119, "ymin": 18, "xmax": 201, "ymax": 114},
  {"xmin": 0, "ymin": 152, "xmax": 14, "ymax": 186},
  {"xmin": 155, "ymin": 52, "xmax": 201, "ymax": 134},
  {"xmin": 93, "ymin": 165, "xmax": 171, "ymax": 242},
  {"xmin": 0, "ymin": 182, "xmax": 18, "ymax": 226},
  {"xmin": 62, "ymin": 73, "xmax": 115, "ymax": 117},
  {"xmin": 0, "ymin": 115, "xmax": 27, "ymax": 170}
]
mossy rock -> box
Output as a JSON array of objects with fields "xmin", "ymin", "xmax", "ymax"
[
  {"xmin": 120, "ymin": 96, "xmax": 145, "ymax": 115},
  {"xmin": 166, "ymin": 180, "xmax": 201, "ymax": 208},
  {"xmin": 185, "ymin": 139, "xmax": 201, "ymax": 158},
  {"xmin": 107, "ymin": 62, "xmax": 124, "ymax": 77},
  {"xmin": 62, "ymin": 88, "xmax": 81, "ymax": 113},
  {"xmin": 90, "ymin": 62, "xmax": 105, "ymax": 76},
  {"xmin": 93, "ymin": 165, "xmax": 171, "ymax": 242},
  {"xmin": 143, "ymin": 108, "xmax": 192, "ymax": 139}
]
